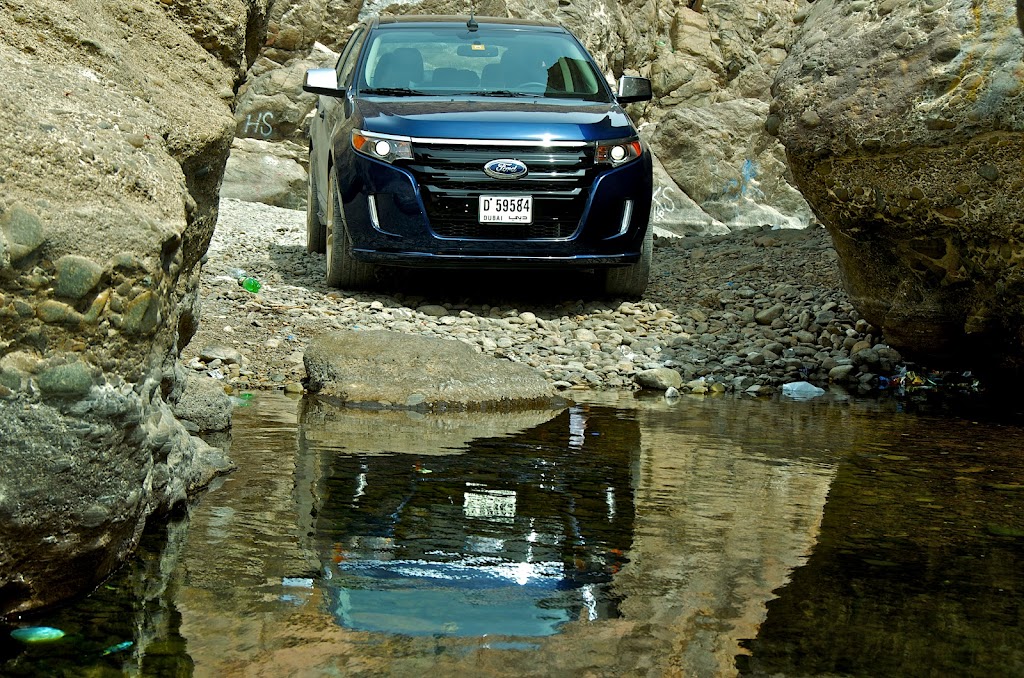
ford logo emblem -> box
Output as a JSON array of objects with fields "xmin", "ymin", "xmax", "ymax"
[{"xmin": 483, "ymin": 159, "xmax": 528, "ymax": 180}]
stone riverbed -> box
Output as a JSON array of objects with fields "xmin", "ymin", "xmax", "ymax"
[{"xmin": 182, "ymin": 198, "xmax": 900, "ymax": 397}]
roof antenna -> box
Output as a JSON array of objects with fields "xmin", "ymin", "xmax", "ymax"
[{"xmin": 467, "ymin": 1, "xmax": 479, "ymax": 31}]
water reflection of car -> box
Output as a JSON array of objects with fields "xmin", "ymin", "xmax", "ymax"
[
  {"xmin": 304, "ymin": 405, "xmax": 640, "ymax": 638},
  {"xmin": 303, "ymin": 15, "xmax": 654, "ymax": 296}
]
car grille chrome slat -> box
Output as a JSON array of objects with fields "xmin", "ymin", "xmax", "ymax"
[{"xmin": 409, "ymin": 142, "xmax": 596, "ymax": 240}]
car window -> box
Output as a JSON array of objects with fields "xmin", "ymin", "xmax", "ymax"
[
  {"xmin": 356, "ymin": 26, "xmax": 610, "ymax": 100},
  {"xmin": 335, "ymin": 26, "xmax": 367, "ymax": 88}
]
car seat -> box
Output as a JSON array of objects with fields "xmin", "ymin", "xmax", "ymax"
[{"xmin": 372, "ymin": 47, "xmax": 424, "ymax": 88}]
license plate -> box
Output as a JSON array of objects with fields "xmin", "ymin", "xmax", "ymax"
[{"xmin": 479, "ymin": 195, "xmax": 533, "ymax": 224}]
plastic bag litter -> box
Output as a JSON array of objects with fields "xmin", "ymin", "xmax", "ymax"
[{"xmin": 782, "ymin": 381, "xmax": 826, "ymax": 400}]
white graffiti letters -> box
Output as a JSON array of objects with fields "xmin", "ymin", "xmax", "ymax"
[
  {"xmin": 243, "ymin": 111, "xmax": 275, "ymax": 138},
  {"xmin": 652, "ymin": 185, "xmax": 680, "ymax": 222}
]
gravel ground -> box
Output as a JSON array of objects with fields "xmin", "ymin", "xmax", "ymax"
[{"xmin": 182, "ymin": 198, "xmax": 899, "ymax": 396}]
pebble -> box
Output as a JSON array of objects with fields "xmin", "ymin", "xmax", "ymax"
[{"xmin": 183, "ymin": 200, "xmax": 903, "ymax": 396}]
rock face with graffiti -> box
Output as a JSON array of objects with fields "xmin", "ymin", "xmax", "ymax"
[{"xmin": 771, "ymin": 0, "xmax": 1024, "ymax": 377}]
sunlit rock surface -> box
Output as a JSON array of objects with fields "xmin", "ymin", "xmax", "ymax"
[
  {"xmin": 303, "ymin": 329, "xmax": 560, "ymax": 409},
  {"xmin": 770, "ymin": 0, "xmax": 1024, "ymax": 373},
  {"xmin": 0, "ymin": 0, "xmax": 268, "ymax": 617}
]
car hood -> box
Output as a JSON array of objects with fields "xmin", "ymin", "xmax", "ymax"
[{"xmin": 354, "ymin": 98, "xmax": 636, "ymax": 142}]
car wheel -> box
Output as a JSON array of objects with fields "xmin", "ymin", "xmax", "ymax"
[
  {"xmin": 601, "ymin": 225, "xmax": 652, "ymax": 299},
  {"xmin": 306, "ymin": 158, "xmax": 326, "ymax": 254},
  {"xmin": 325, "ymin": 172, "xmax": 376, "ymax": 289}
]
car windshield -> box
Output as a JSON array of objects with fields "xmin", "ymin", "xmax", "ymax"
[{"xmin": 356, "ymin": 25, "xmax": 612, "ymax": 101}]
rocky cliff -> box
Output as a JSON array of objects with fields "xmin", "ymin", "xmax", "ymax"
[
  {"xmin": 0, "ymin": 0, "xmax": 269, "ymax": 617},
  {"xmin": 769, "ymin": 0, "xmax": 1024, "ymax": 375}
]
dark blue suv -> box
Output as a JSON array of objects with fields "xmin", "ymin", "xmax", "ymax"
[{"xmin": 303, "ymin": 15, "xmax": 654, "ymax": 295}]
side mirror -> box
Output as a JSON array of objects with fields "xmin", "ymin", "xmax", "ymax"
[
  {"xmin": 303, "ymin": 68, "xmax": 344, "ymax": 97},
  {"xmin": 617, "ymin": 75, "xmax": 652, "ymax": 104}
]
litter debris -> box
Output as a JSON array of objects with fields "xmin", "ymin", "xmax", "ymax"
[
  {"xmin": 782, "ymin": 381, "xmax": 826, "ymax": 400},
  {"xmin": 232, "ymin": 392, "xmax": 255, "ymax": 407},
  {"xmin": 101, "ymin": 640, "xmax": 134, "ymax": 656},
  {"xmin": 228, "ymin": 268, "xmax": 262, "ymax": 293},
  {"xmin": 10, "ymin": 626, "xmax": 65, "ymax": 643},
  {"xmin": 889, "ymin": 366, "xmax": 981, "ymax": 394}
]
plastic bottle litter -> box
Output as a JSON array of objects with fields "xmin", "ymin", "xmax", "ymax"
[
  {"xmin": 10, "ymin": 626, "xmax": 65, "ymax": 643},
  {"xmin": 229, "ymin": 268, "xmax": 262, "ymax": 294},
  {"xmin": 781, "ymin": 381, "xmax": 826, "ymax": 400}
]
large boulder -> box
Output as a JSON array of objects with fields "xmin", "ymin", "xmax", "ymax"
[
  {"xmin": 770, "ymin": 0, "xmax": 1024, "ymax": 373},
  {"xmin": 234, "ymin": 45, "xmax": 337, "ymax": 143},
  {"xmin": 649, "ymin": 98, "xmax": 814, "ymax": 231},
  {"xmin": 263, "ymin": 0, "xmax": 362, "ymax": 63},
  {"xmin": 0, "ymin": 0, "xmax": 268, "ymax": 617},
  {"xmin": 222, "ymin": 138, "xmax": 309, "ymax": 209},
  {"xmin": 304, "ymin": 330, "xmax": 561, "ymax": 410}
]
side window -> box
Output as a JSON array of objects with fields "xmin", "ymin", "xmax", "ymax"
[{"xmin": 335, "ymin": 27, "xmax": 367, "ymax": 88}]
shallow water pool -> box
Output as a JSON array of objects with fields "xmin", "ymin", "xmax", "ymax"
[{"xmin": 3, "ymin": 390, "xmax": 1024, "ymax": 676}]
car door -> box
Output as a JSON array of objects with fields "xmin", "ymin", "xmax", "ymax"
[{"xmin": 311, "ymin": 25, "xmax": 367, "ymax": 203}]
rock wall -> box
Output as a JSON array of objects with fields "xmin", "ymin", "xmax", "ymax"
[
  {"xmin": 0, "ymin": 0, "xmax": 268, "ymax": 617},
  {"xmin": 234, "ymin": 0, "xmax": 816, "ymax": 234},
  {"xmin": 769, "ymin": 0, "xmax": 1024, "ymax": 374}
]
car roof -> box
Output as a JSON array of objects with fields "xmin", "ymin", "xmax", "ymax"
[{"xmin": 373, "ymin": 15, "xmax": 565, "ymax": 31}]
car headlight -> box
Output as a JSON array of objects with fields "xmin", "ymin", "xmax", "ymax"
[
  {"xmin": 595, "ymin": 138, "xmax": 643, "ymax": 166},
  {"xmin": 352, "ymin": 130, "xmax": 413, "ymax": 163}
]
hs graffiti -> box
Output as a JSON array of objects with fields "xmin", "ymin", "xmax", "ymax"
[{"xmin": 243, "ymin": 111, "xmax": 275, "ymax": 138}]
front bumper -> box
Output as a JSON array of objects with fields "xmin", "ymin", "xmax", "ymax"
[{"xmin": 334, "ymin": 149, "xmax": 652, "ymax": 270}]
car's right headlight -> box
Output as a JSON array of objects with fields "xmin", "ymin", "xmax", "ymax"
[
  {"xmin": 352, "ymin": 130, "xmax": 413, "ymax": 163},
  {"xmin": 595, "ymin": 137, "xmax": 643, "ymax": 166}
]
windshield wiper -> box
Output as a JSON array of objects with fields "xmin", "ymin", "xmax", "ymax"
[
  {"xmin": 466, "ymin": 90, "xmax": 536, "ymax": 98},
  {"xmin": 361, "ymin": 87, "xmax": 426, "ymax": 97}
]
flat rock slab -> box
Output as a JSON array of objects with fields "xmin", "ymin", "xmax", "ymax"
[{"xmin": 304, "ymin": 330, "xmax": 562, "ymax": 410}]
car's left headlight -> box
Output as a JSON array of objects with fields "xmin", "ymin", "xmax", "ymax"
[
  {"xmin": 595, "ymin": 138, "xmax": 643, "ymax": 166},
  {"xmin": 352, "ymin": 130, "xmax": 413, "ymax": 163}
]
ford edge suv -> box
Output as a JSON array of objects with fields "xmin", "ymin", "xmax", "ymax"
[{"xmin": 303, "ymin": 15, "xmax": 654, "ymax": 296}]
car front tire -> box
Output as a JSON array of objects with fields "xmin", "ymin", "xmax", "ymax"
[
  {"xmin": 306, "ymin": 157, "xmax": 326, "ymax": 254},
  {"xmin": 325, "ymin": 171, "xmax": 376, "ymax": 289},
  {"xmin": 601, "ymin": 224, "xmax": 652, "ymax": 299}
]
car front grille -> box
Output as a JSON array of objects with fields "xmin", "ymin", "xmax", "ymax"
[{"xmin": 407, "ymin": 142, "xmax": 596, "ymax": 240}]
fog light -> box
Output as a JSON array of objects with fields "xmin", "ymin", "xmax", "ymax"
[
  {"xmin": 619, "ymin": 199, "xmax": 634, "ymax": 235},
  {"xmin": 367, "ymin": 194, "xmax": 381, "ymax": 230}
]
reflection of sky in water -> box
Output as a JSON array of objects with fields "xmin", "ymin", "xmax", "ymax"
[{"xmin": 330, "ymin": 558, "xmax": 572, "ymax": 637}]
